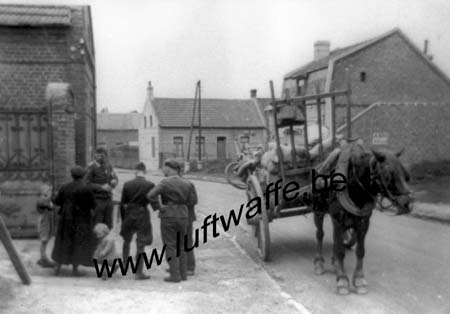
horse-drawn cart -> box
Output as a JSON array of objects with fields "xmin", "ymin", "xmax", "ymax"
[{"xmin": 227, "ymin": 74, "xmax": 355, "ymax": 261}]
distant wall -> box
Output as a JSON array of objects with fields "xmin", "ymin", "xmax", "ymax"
[
  {"xmin": 338, "ymin": 102, "xmax": 450, "ymax": 167},
  {"xmin": 97, "ymin": 129, "xmax": 138, "ymax": 148},
  {"xmin": 108, "ymin": 145, "xmax": 139, "ymax": 169}
]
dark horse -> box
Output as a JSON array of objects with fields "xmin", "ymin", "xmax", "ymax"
[{"xmin": 312, "ymin": 142, "xmax": 413, "ymax": 295}]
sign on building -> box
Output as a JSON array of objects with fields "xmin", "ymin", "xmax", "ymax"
[{"xmin": 372, "ymin": 132, "xmax": 389, "ymax": 145}]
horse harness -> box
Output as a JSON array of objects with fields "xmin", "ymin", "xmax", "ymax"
[
  {"xmin": 334, "ymin": 143, "xmax": 375, "ymax": 217},
  {"xmin": 343, "ymin": 143, "xmax": 406, "ymax": 215}
]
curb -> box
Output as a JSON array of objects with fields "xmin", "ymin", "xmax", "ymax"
[{"xmin": 409, "ymin": 213, "xmax": 450, "ymax": 225}]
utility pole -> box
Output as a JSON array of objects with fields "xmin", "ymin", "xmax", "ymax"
[
  {"xmin": 186, "ymin": 84, "xmax": 198, "ymax": 162},
  {"xmin": 198, "ymin": 81, "xmax": 202, "ymax": 164}
]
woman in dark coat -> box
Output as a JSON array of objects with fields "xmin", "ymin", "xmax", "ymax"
[{"xmin": 52, "ymin": 166, "xmax": 96, "ymax": 276}]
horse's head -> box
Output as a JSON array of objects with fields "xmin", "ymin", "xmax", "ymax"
[{"xmin": 370, "ymin": 148, "xmax": 413, "ymax": 214}]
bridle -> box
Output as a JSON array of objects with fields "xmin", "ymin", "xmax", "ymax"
[{"xmin": 351, "ymin": 152, "xmax": 410, "ymax": 215}]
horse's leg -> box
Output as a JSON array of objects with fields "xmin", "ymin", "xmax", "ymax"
[
  {"xmin": 313, "ymin": 211, "xmax": 325, "ymax": 275},
  {"xmin": 352, "ymin": 217, "xmax": 370, "ymax": 294},
  {"xmin": 332, "ymin": 214, "xmax": 350, "ymax": 295}
]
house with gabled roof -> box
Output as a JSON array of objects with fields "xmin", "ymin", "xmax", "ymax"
[
  {"xmin": 139, "ymin": 82, "xmax": 267, "ymax": 170},
  {"xmin": 281, "ymin": 28, "xmax": 450, "ymax": 167},
  {"xmin": 281, "ymin": 28, "xmax": 450, "ymax": 134}
]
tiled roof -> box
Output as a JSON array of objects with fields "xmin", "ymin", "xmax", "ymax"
[
  {"xmin": 152, "ymin": 98, "xmax": 265, "ymax": 128},
  {"xmin": 97, "ymin": 113, "xmax": 143, "ymax": 130},
  {"xmin": 284, "ymin": 42, "xmax": 370, "ymax": 79},
  {"xmin": 0, "ymin": 5, "xmax": 72, "ymax": 26},
  {"xmin": 284, "ymin": 29, "xmax": 402, "ymax": 79}
]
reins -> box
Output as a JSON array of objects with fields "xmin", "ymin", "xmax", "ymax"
[{"xmin": 349, "ymin": 149, "xmax": 400, "ymax": 215}]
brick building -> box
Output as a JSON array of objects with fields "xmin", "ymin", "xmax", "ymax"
[
  {"xmin": 0, "ymin": 5, "xmax": 95, "ymax": 235},
  {"xmin": 338, "ymin": 102, "xmax": 450, "ymax": 168},
  {"xmin": 276, "ymin": 28, "xmax": 450, "ymax": 167},
  {"xmin": 0, "ymin": 4, "xmax": 96, "ymax": 167},
  {"xmin": 139, "ymin": 82, "xmax": 267, "ymax": 170},
  {"xmin": 281, "ymin": 28, "xmax": 450, "ymax": 133}
]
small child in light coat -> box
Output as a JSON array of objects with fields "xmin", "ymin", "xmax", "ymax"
[
  {"xmin": 36, "ymin": 183, "xmax": 56, "ymax": 268},
  {"xmin": 93, "ymin": 223, "xmax": 119, "ymax": 280}
]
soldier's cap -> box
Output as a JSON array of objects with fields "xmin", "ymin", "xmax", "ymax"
[
  {"xmin": 164, "ymin": 158, "xmax": 181, "ymax": 171},
  {"xmin": 135, "ymin": 162, "xmax": 146, "ymax": 172},
  {"xmin": 95, "ymin": 147, "xmax": 108, "ymax": 155},
  {"xmin": 71, "ymin": 165, "xmax": 86, "ymax": 179}
]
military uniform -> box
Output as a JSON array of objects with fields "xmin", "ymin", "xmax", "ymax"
[
  {"xmin": 85, "ymin": 161, "xmax": 118, "ymax": 229},
  {"xmin": 186, "ymin": 180, "xmax": 198, "ymax": 273},
  {"xmin": 120, "ymin": 176, "xmax": 157, "ymax": 248},
  {"xmin": 147, "ymin": 175, "xmax": 192, "ymax": 281}
]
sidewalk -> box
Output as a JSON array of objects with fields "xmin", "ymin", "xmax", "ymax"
[{"xmin": 0, "ymin": 172, "xmax": 298, "ymax": 314}]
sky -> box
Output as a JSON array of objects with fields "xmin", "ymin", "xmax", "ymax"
[{"xmin": 3, "ymin": 0, "xmax": 450, "ymax": 112}]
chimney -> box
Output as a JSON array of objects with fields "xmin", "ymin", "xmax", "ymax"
[
  {"xmin": 423, "ymin": 39, "xmax": 433, "ymax": 61},
  {"xmin": 314, "ymin": 40, "xmax": 330, "ymax": 61},
  {"xmin": 147, "ymin": 81, "xmax": 154, "ymax": 100},
  {"xmin": 250, "ymin": 89, "xmax": 257, "ymax": 98}
]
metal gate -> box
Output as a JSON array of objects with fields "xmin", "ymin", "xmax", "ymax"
[{"xmin": 0, "ymin": 107, "xmax": 51, "ymax": 237}]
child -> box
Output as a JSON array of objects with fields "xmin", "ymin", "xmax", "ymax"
[
  {"xmin": 36, "ymin": 183, "xmax": 56, "ymax": 268},
  {"xmin": 93, "ymin": 223, "xmax": 118, "ymax": 280}
]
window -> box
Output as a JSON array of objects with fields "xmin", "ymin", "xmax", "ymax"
[
  {"xmin": 173, "ymin": 136, "xmax": 184, "ymax": 158},
  {"xmin": 296, "ymin": 78, "xmax": 305, "ymax": 95},
  {"xmin": 360, "ymin": 71, "xmax": 366, "ymax": 82},
  {"xmin": 151, "ymin": 137, "xmax": 155, "ymax": 158},
  {"xmin": 144, "ymin": 116, "xmax": 147, "ymax": 128},
  {"xmin": 195, "ymin": 136, "xmax": 206, "ymax": 157},
  {"xmin": 150, "ymin": 115, "xmax": 153, "ymax": 127}
]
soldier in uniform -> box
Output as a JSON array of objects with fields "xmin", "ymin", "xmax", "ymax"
[
  {"xmin": 147, "ymin": 159, "xmax": 191, "ymax": 283},
  {"xmin": 180, "ymin": 169, "xmax": 198, "ymax": 276},
  {"xmin": 120, "ymin": 162, "xmax": 158, "ymax": 280},
  {"xmin": 85, "ymin": 147, "xmax": 118, "ymax": 229}
]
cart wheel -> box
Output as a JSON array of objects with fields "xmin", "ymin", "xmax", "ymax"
[
  {"xmin": 225, "ymin": 161, "xmax": 247, "ymax": 190},
  {"xmin": 343, "ymin": 228, "xmax": 357, "ymax": 249},
  {"xmin": 249, "ymin": 174, "xmax": 271, "ymax": 261}
]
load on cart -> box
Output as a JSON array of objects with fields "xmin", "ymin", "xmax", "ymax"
[
  {"xmin": 225, "ymin": 74, "xmax": 356, "ymax": 261},
  {"xmin": 225, "ymin": 72, "xmax": 413, "ymax": 295}
]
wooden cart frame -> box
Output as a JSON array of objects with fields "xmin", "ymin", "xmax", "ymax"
[{"xmin": 247, "ymin": 72, "xmax": 353, "ymax": 261}]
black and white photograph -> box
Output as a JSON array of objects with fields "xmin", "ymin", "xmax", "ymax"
[{"xmin": 0, "ymin": 0, "xmax": 449, "ymax": 313}]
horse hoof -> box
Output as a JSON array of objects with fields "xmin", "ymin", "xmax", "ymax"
[
  {"xmin": 314, "ymin": 263, "xmax": 325, "ymax": 275},
  {"xmin": 336, "ymin": 285, "xmax": 350, "ymax": 295},
  {"xmin": 313, "ymin": 258, "xmax": 325, "ymax": 275},
  {"xmin": 353, "ymin": 277, "xmax": 368, "ymax": 295},
  {"xmin": 355, "ymin": 285, "xmax": 368, "ymax": 295},
  {"xmin": 336, "ymin": 277, "xmax": 350, "ymax": 295}
]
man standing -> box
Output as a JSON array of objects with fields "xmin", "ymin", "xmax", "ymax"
[
  {"xmin": 182, "ymin": 171, "xmax": 198, "ymax": 276},
  {"xmin": 147, "ymin": 159, "xmax": 191, "ymax": 283},
  {"xmin": 120, "ymin": 162, "xmax": 158, "ymax": 280},
  {"xmin": 85, "ymin": 147, "xmax": 118, "ymax": 229}
]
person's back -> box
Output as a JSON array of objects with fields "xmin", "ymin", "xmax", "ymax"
[
  {"xmin": 156, "ymin": 176, "xmax": 192, "ymax": 218},
  {"xmin": 120, "ymin": 162, "xmax": 155, "ymax": 280},
  {"xmin": 121, "ymin": 176, "xmax": 155, "ymax": 210}
]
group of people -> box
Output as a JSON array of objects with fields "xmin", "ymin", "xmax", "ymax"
[{"xmin": 36, "ymin": 147, "xmax": 198, "ymax": 283}]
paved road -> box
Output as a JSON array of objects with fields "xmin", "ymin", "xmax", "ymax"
[{"xmin": 191, "ymin": 178, "xmax": 450, "ymax": 314}]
